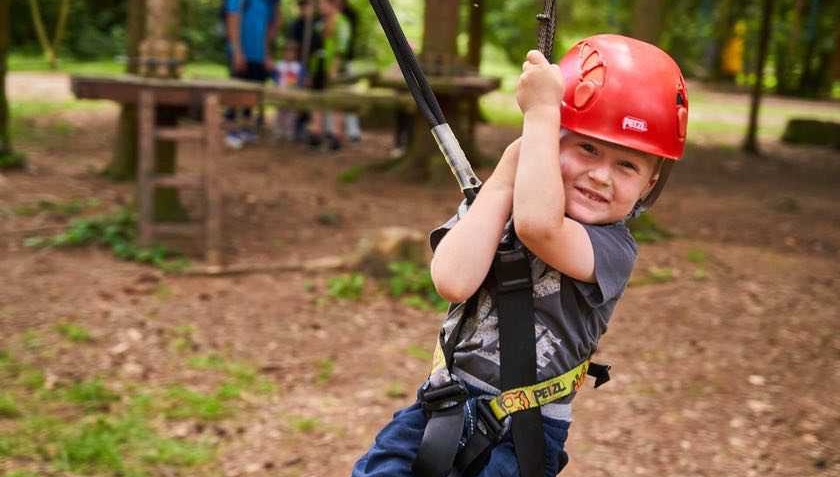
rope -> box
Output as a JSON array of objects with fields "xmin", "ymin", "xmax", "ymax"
[{"xmin": 536, "ymin": 0, "xmax": 558, "ymax": 61}]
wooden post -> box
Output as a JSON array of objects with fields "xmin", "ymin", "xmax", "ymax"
[
  {"xmin": 204, "ymin": 93, "xmax": 223, "ymax": 270},
  {"xmin": 421, "ymin": 0, "xmax": 460, "ymax": 74},
  {"xmin": 137, "ymin": 89, "xmax": 155, "ymax": 246}
]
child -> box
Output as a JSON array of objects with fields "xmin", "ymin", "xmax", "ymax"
[
  {"xmin": 350, "ymin": 34, "xmax": 689, "ymax": 477},
  {"xmin": 273, "ymin": 40, "xmax": 303, "ymax": 141}
]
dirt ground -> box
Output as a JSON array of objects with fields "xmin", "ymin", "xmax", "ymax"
[{"xmin": 2, "ymin": 74, "xmax": 839, "ymax": 477}]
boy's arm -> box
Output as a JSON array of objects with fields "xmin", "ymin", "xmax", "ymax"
[
  {"xmin": 513, "ymin": 51, "xmax": 596, "ymax": 283},
  {"xmin": 431, "ymin": 139, "xmax": 520, "ymax": 303}
]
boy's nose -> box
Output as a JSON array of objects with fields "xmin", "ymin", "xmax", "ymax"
[{"xmin": 588, "ymin": 167, "xmax": 611, "ymax": 186}]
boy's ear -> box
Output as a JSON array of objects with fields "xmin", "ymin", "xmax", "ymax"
[
  {"xmin": 640, "ymin": 173, "xmax": 659, "ymax": 200},
  {"xmin": 639, "ymin": 159, "xmax": 663, "ymax": 200}
]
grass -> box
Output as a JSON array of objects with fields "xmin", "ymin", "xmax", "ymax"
[
  {"xmin": 0, "ymin": 392, "xmax": 22, "ymax": 418},
  {"xmin": 65, "ymin": 379, "xmax": 120, "ymax": 412},
  {"xmin": 289, "ymin": 415, "xmax": 319, "ymax": 434},
  {"xmin": 315, "ymin": 358, "xmax": 335, "ymax": 384},
  {"xmin": 405, "ymin": 344, "xmax": 433, "ymax": 362},
  {"xmin": 54, "ymin": 321, "xmax": 93, "ymax": 343},
  {"xmin": 9, "ymin": 52, "xmax": 228, "ymax": 79},
  {"xmin": 630, "ymin": 266, "xmax": 676, "ymax": 287},
  {"xmin": 327, "ymin": 273, "xmax": 366, "ymax": 301},
  {"xmin": 0, "ymin": 325, "xmax": 278, "ymax": 476}
]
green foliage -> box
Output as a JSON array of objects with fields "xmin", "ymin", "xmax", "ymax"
[
  {"xmin": 12, "ymin": 198, "xmax": 100, "ymax": 218},
  {"xmin": 337, "ymin": 164, "xmax": 366, "ymax": 184},
  {"xmin": 628, "ymin": 211, "xmax": 673, "ymax": 243},
  {"xmin": 65, "ymin": 379, "xmax": 120, "ymax": 412},
  {"xmin": 387, "ymin": 261, "xmax": 448, "ymax": 312},
  {"xmin": 0, "ymin": 393, "xmax": 22, "ymax": 419},
  {"xmin": 162, "ymin": 386, "xmax": 233, "ymax": 421},
  {"xmin": 630, "ymin": 266, "xmax": 675, "ymax": 287},
  {"xmin": 24, "ymin": 207, "xmax": 190, "ymax": 272},
  {"xmin": 140, "ymin": 435, "xmax": 213, "ymax": 466},
  {"xmin": 687, "ymin": 249, "xmax": 706, "ymax": 264},
  {"xmin": 3, "ymin": 471, "xmax": 40, "ymax": 477},
  {"xmin": 405, "ymin": 344, "xmax": 433, "ymax": 362},
  {"xmin": 289, "ymin": 416, "xmax": 319, "ymax": 434},
  {"xmin": 18, "ymin": 369, "xmax": 46, "ymax": 391},
  {"xmin": 54, "ymin": 322, "xmax": 93, "ymax": 343},
  {"xmin": 315, "ymin": 358, "xmax": 335, "ymax": 384},
  {"xmin": 58, "ymin": 417, "xmax": 126, "ymax": 472},
  {"xmin": 327, "ymin": 273, "xmax": 366, "ymax": 301},
  {"xmin": 385, "ymin": 382, "xmax": 407, "ymax": 399}
]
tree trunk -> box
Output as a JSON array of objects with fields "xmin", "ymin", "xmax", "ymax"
[
  {"xmin": 106, "ymin": 0, "xmax": 146, "ymax": 181},
  {"xmin": 631, "ymin": 0, "xmax": 666, "ymax": 44},
  {"xmin": 744, "ymin": 0, "xmax": 775, "ymax": 155},
  {"xmin": 831, "ymin": 15, "xmax": 840, "ymax": 81},
  {"xmin": 0, "ymin": 0, "xmax": 18, "ymax": 164},
  {"xmin": 466, "ymin": 0, "xmax": 484, "ymax": 72},
  {"xmin": 0, "ymin": 0, "xmax": 10, "ymax": 153}
]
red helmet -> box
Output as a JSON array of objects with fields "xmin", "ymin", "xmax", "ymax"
[{"xmin": 558, "ymin": 34, "xmax": 689, "ymax": 160}]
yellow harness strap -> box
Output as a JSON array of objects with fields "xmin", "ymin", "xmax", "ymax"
[{"xmin": 488, "ymin": 360, "xmax": 590, "ymax": 421}]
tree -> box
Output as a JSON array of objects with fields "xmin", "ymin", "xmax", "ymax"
[
  {"xmin": 105, "ymin": 0, "xmax": 145, "ymax": 181},
  {"xmin": 27, "ymin": 0, "xmax": 71, "ymax": 70},
  {"xmin": 744, "ymin": 0, "xmax": 775, "ymax": 155},
  {"xmin": 631, "ymin": 0, "xmax": 666, "ymax": 44},
  {"xmin": 0, "ymin": 0, "xmax": 25, "ymax": 170}
]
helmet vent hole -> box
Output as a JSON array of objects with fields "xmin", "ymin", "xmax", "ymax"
[
  {"xmin": 676, "ymin": 92, "xmax": 685, "ymax": 105},
  {"xmin": 574, "ymin": 81, "xmax": 598, "ymax": 108},
  {"xmin": 581, "ymin": 51, "xmax": 601, "ymax": 72},
  {"xmin": 583, "ymin": 65, "xmax": 604, "ymax": 85}
]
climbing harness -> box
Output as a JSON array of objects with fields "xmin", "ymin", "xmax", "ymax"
[{"xmin": 412, "ymin": 234, "xmax": 611, "ymax": 477}]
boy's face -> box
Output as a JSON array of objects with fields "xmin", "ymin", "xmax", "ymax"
[{"xmin": 559, "ymin": 131, "xmax": 661, "ymax": 224}]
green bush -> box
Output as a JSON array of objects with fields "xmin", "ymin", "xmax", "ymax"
[
  {"xmin": 327, "ymin": 273, "xmax": 366, "ymax": 301},
  {"xmin": 25, "ymin": 207, "xmax": 189, "ymax": 272},
  {"xmin": 387, "ymin": 261, "xmax": 448, "ymax": 312},
  {"xmin": 628, "ymin": 211, "xmax": 673, "ymax": 243}
]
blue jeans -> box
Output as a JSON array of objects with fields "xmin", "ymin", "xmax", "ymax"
[{"xmin": 351, "ymin": 397, "xmax": 570, "ymax": 477}]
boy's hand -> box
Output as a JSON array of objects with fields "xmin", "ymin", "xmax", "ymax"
[{"xmin": 516, "ymin": 50, "xmax": 564, "ymax": 116}]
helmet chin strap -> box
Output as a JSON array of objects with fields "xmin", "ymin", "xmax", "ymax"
[{"xmin": 630, "ymin": 160, "xmax": 674, "ymax": 217}]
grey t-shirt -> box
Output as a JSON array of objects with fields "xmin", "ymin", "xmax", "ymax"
[{"xmin": 430, "ymin": 204, "xmax": 637, "ymax": 419}]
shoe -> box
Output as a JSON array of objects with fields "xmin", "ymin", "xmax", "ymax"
[
  {"xmin": 238, "ymin": 129, "xmax": 258, "ymax": 144},
  {"xmin": 348, "ymin": 134, "xmax": 362, "ymax": 143},
  {"xmin": 225, "ymin": 132, "xmax": 243, "ymax": 149},
  {"xmin": 307, "ymin": 133, "xmax": 323, "ymax": 148},
  {"xmin": 326, "ymin": 134, "xmax": 342, "ymax": 151}
]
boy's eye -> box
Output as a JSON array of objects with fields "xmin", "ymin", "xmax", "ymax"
[
  {"xmin": 579, "ymin": 143, "xmax": 597, "ymax": 155},
  {"xmin": 619, "ymin": 160, "xmax": 640, "ymax": 173}
]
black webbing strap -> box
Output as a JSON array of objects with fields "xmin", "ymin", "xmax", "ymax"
[
  {"xmin": 412, "ymin": 297, "xmax": 478, "ymax": 477},
  {"xmin": 494, "ymin": 245, "xmax": 545, "ymax": 477},
  {"xmin": 411, "ymin": 383, "xmax": 467, "ymax": 477}
]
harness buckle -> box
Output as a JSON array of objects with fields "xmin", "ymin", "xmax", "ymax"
[
  {"xmin": 475, "ymin": 399, "xmax": 504, "ymax": 442},
  {"xmin": 493, "ymin": 248, "xmax": 532, "ymax": 293},
  {"xmin": 417, "ymin": 377, "xmax": 469, "ymax": 413}
]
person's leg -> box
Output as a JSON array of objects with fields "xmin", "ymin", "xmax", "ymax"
[
  {"xmin": 345, "ymin": 113, "xmax": 361, "ymax": 142},
  {"xmin": 238, "ymin": 62, "xmax": 271, "ymax": 143},
  {"xmin": 307, "ymin": 67, "xmax": 328, "ymax": 147},
  {"xmin": 474, "ymin": 418, "xmax": 570, "ymax": 477},
  {"xmin": 326, "ymin": 111, "xmax": 344, "ymax": 150},
  {"xmin": 350, "ymin": 402, "xmax": 428, "ymax": 477}
]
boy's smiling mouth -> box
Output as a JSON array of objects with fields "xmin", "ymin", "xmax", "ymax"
[{"xmin": 575, "ymin": 186, "xmax": 609, "ymax": 204}]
